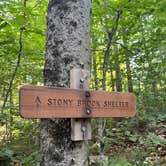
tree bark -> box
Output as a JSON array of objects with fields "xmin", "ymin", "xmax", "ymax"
[{"xmin": 41, "ymin": 0, "xmax": 91, "ymax": 165}]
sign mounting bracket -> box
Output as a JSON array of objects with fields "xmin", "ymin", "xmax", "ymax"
[{"xmin": 70, "ymin": 68, "xmax": 92, "ymax": 141}]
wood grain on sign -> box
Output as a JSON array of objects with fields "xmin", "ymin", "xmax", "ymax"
[{"xmin": 19, "ymin": 85, "xmax": 136, "ymax": 118}]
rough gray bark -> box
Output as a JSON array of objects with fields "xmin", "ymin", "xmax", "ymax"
[{"xmin": 41, "ymin": 0, "xmax": 91, "ymax": 165}]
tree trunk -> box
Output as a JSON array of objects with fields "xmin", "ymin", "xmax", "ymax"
[
  {"xmin": 114, "ymin": 45, "xmax": 122, "ymax": 92},
  {"xmin": 92, "ymin": 53, "xmax": 98, "ymax": 90},
  {"xmin": 126, "ymin": 60, "xmax": 133, "ymax": 92},
  {"xmin": 122, "ymin": 28, "xmax": 133, "ymax": 92},
  {"xmin": 41, "ymin": 0, "xmax": 91, "ymax": 165},
  {"xmin": 110, "ymin": 65, "xmax": 115, "ymax": 91}
]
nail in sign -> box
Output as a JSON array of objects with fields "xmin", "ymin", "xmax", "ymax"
[{"xmin": 19, "ymin": 85, "xmax": 136, "ymax": 118}]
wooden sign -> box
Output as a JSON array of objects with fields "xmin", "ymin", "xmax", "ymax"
[{"xmin": 19, "ymin": 85, "xmax": 136, "ymax": 118}]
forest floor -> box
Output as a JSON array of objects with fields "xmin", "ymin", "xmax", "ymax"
[
  {"xmin": 90, "ymin": 113, "xmax": 166, "ymax": 166},
  {"xmin": 108, "ymin": 120, "xmax": 166, "ymax": 165},
  {"xmin": 0, "ymin": 113, "xmax": 165, "ymax": 166}
]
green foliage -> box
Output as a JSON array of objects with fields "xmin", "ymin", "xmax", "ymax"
[
  {"xmin": 0, "ymin": 148, "xmax": 13, "ymax": 165},
  {"xmin": 0, "ymin": 0, "xmax": 46, "ymax": 165},
  {"xmin": 95, "ymin": 112, "xmax": 166, "ymax": 165},
  {"xmin": 108, "ymin": 155, "xmax": 132, "ymax": 166},
  {"xmin": 0, "ymin": 147, "xmax": 40, "ymax": 166}
]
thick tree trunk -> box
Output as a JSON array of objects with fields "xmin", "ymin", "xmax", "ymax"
[{"xmin": 41, "ymin": 0, "xmax": 91, "ymax": 165}]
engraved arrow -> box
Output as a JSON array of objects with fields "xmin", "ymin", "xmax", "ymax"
[{"xmin": 35, "ymin": 96, "xmax": 42, "ymax": 107}]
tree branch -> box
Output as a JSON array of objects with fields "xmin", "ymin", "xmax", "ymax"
[
  {"xmin": 114, "ymin": 41, "xmax": 135, "ymax": 55},
  {"xmin": 102, "ymin": 10, "xmax": 122, "ymax": 90}
]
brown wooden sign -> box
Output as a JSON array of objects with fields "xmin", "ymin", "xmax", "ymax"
[{"xmin": 19, "ymin": 85, "xmax": 136, "ymax": 118}]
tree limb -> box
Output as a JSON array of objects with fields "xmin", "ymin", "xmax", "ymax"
[
  {"xmin": 114, "ymin": 41, "xmax": 135, "ymax": 55},
  {"xmin": 102, "ymin": 10, "xmax": 122, "ymax": 90}
]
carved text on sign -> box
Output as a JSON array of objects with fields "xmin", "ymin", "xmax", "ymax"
[
  {"xmin": 47, "ymin": 98, "xmax": 73, "ymax": 106},
  {"xmin": 19, "ymin": 85, "xmax": 136, "ymax": 118},
  {"xmin": 46, "ymin": 98, "xmax": 128, "ymax": 109}
]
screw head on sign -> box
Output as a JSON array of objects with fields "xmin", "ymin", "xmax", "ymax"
[
  {"xmin": 85, "ymin": 91, "xmax": 90, "ymax": 98},
  {"xmin": 80, "ymin": 78, "xmax": 84, "ymax": 83},
  {"xmin": 85, "ymin": 108, "xmax": 91, "ymax": 115},
  {"xmin": 80, "ymin": 62, "xmax": 84, "ymax": 69},
  {"xmin": 81, "ymin": 125, "xmax": 87, "ymax": 132}
]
